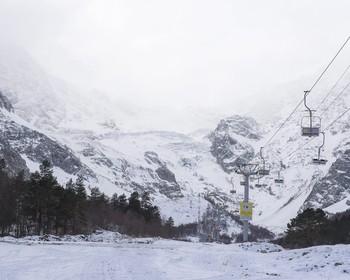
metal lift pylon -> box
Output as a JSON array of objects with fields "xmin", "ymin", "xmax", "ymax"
[{"xmin": 236, "ymin": 163, "xmax": 258, "ymax": 242}]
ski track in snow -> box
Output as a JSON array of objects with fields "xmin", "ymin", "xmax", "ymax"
[{"xmin": 0, "ymin": 240, "xmax": 349, "ymax": 280}]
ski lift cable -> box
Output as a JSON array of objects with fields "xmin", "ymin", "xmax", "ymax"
[
  {"xmin": 319, "ymin": 79, "xmax": 350, "ymax": 117},
  {"xmin": 278, "ymin": 126, "xmax": 302, "ymax": 151},
  {"xmin": 280, "ymin": 74, "xmax": 350, "ymax": 152},
  {"xmin": 307, "ymin": 35, "xmax": 350, "ymax": 94},
  {"xmin": 282, "ymin": 134, "xmax": 315, "ymax": 161},
  {"xmin": 260, "ymin": 99, "xmax": 304, "ymax": 151},
  {"xmin": 260, "ymin": 35, "xmax": 350, "ymax": 152},
  {"xmin": 315, "ymin": 63, "xmax": 350, "ymax": 112},
  {"xmin": 241, "ymin": 36, "xmax": 350, "ymax": 164},
  {"xmin": 322, "ymin": 106, "xmax": 350, "ymax": 132},
  {"xmin": 282, "ymin": 106, "xmax": 350, "ymax": 160}
]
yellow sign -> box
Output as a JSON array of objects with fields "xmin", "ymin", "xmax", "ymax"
[{"xmin": 240, "ymin": 202, "xmax": 253, "ymax": 220}]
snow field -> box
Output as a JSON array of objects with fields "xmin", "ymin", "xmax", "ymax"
[{"xmin": 0, "ymin": 238, "xmax": 349, "ymax": 280}]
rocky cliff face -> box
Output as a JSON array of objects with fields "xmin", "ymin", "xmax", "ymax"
[
  {"xmin": 0, "ymin": 98, "xmax": 95, "ymax": 179},
  {"xmin": 305, "ymin": 147, "xmax": 350, "ymax": 208},
  {"xmin": 0, "ymin": 137, "xmax": 29, "ymax": 177},
  {"xmin": 144, "ymin": 151, "xmax": 183, "ymax": 198},
  {"xmin": 209, "ymin": 115, "xmax": 263, "ymax": 173},
  {"xmin": 0, "ymin": 91, "xmax": 14, "ymax": 112}
]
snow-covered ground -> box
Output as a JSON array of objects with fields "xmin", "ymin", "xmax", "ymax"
[{"xmin": 0, "ymin": 233, "xmax": 349, "ymax": 280}]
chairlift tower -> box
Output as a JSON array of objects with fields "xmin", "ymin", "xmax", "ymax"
[{"xmin": 236, "ymin": 163, "xmax": 258, "ymax": 242}]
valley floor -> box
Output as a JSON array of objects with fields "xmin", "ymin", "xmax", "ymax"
[{"xmin": 0, "ymin": 238, "xmax": 349, "ymax": 280}]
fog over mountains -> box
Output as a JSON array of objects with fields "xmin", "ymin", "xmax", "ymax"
[{"xmin": 1, "ymin": 47, "xmax": 350, "ymax": 235}]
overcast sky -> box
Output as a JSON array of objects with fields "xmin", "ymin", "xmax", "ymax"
[{"xmin": 1, "ymin": 0, "xmax": 350, "ymax": 108}]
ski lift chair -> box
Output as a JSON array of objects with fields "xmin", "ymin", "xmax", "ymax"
[
  {"xmin": 312, "ymin": 158, "xmax": 327, "ymax": 165},
  {"xmin": 274, "ymin": 177, "xmax": 284, "ymax": 184},
  {"xmin": 230, "ymin": 178, "xmax": 236, "ymax": 193},
  {"xmin": 257, "ymin": 147, "xmax": 270, "ymax": 176},
  {"xmin": 301, "ymin": 91, "xmax": 321, "ymax": 137},
  {"xmin": 301, "ymin": 116, "xmax": 321, "ymax": 137},
  {"xmin": 312, "ymin": 132, "xmax": 328, "ymax": 165},
  {"xmin": 254, "ymin": 176, "xmax": 263, "ymax": 188},
  {"xmin": 274, "ymin": 161, "xmax": 284, "ymax": 184},
  {"xmin": 257, "ymin": 168, "xmax": 270, "ymax": 176}
]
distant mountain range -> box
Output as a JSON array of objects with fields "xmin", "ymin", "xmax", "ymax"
[{"xmin": 1, "ymin": 46, "xmax": 349, "ymax": 235}]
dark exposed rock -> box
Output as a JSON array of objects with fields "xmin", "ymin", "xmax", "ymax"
[
  {"xmin": 143, "ymin": 151, "xmax": 183, "ymax": 198},
  {"xmin": 113, "ymin": 153, "xmax": 183, "ymax": 199},
  {"xmin": 0, "ymin": 116, "xmax": 95, "ymax": 178},
  {"xmin": 0, "ymin": 91, "xmax": 14, "ymax": 112},
  {"xmin": 81, "ymin": 147, "xmax": 113, "ymax": 168},
  {"xmin": 145, "ymin": 151, "xmax": 164, "ymax": 166},
  {"xmin": 155, "ymin": 166, "xmax": 177, "ymax": 184},
  {"xmin": 156, "ymin": 180, "xmax": 183, "ymax": 199},
  {"xmin": 0, "ymin": 137, "xmax": 30, "ymax": 177},
  {"xmin": 209, "ymin": 115, "xmax": 261, "ymax": 173},
  {"xmin": 216, "ymin": 115, "xmax": 263, "ymax": 140},
  {"xmin": 305, "ymin": 149, "xmax": 350, "ymax": 208}
]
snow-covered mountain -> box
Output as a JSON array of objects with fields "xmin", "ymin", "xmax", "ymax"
[{"xmin": 1, "ymin": 47, "xmax": 350, "ymax": 235}]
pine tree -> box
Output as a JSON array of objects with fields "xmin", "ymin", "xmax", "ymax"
[
  {"xmin": 116, "ymin": 194, "xmax": 128, "ymax": 212},
  {"xmin": 128, "ymin": 191, "xmax": 142, "ymax": 214},
  {"xmin": 164, "ymin": 217, "xmax": 175, "ymax": 238},
  {"xmin": 0, "ymin": 169, "xmax": 15, "ymax": 235},
  {"xmin": 141, "ymin": 192, "xmax": 157, "ymax": 222},
  {"xmin": 12, "ymin": 171, "xmax": 29, "ymax": 236},
  {"xmin": 72, "ymin": 175, "xmax": 88, "ymax": 234},
  {"xmin": 285, "ymin": 208, "xmax": 329, "ymax": 248},
  {"xmin": 88, "ymin": 186, "xmax": 109, "ymax": 229},
  {"xmin": 28, "ymin": 160, "xmax": 61, "ymax": 235}
]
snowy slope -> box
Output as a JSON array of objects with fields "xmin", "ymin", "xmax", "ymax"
[
  {"xmin": 60, "ymin": 128, "xmax": 237, "ymax": 225},
  {"xmin": 0, "ymin": 237, "xmax": 349, "ymax": 280}
]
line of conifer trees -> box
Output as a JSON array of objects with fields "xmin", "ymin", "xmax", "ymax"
[
  {"xmin": 275, "ymin": 208, "xmax": 350, "ymax": 248},
  {"xmin": 0, "ymin": 159, "xmax": 196, "ymax": 238}
]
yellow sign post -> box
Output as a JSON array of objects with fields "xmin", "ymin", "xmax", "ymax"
[{"xmin": 240, "ymin": 202, "xmax": 253, "ymax": 221}]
